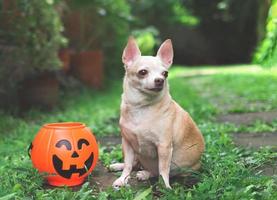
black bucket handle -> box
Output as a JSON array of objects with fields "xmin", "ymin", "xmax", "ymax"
[{"xmin": 27, "ymin": 143, "xmax": 33, "ymax": 158}]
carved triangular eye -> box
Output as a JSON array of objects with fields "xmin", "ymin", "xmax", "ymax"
[
  {"xmin": 78, "ymin": 139, "xmax": 89, "ymax": 150},
  {"xmin": 56, "ymin": 139, "xmax": 72, "ymax": 150}
]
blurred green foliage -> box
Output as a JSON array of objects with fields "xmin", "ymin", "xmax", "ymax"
[
  {"xmin": 129, "ymin": 0, "xmax": 198, "ymax": 27},
  {"xmin": 15, "ymin": 0, "xmax": 67, "ymax": 72},
  {"xmin": 254, "ymin": 0, "xmax": 277, "ymax": 67},
  {"xmin": 66, "ymin": 0, "xmax": 131, "ymax": 51},
  {"xmin": 0, "ymin": 0, "xmax": 272, "ymax": 108},
  {"xmin": 132, "ymin": 27, "xmax": 159, "ymax": 55},
  {"xmin": 65, "ymin": 0, "xmax": 132, "ymax": 78},
  {"xmin": 64, "ymin": 0, "xmax": 200, "ymax": 78},
  {"xmin": 0, "ymin": 0, "xmax": 66, "ymax": 102},
  {"xmin": 172, "ymin": 2, "xmax": 199, "ymax": 26},
  {"xmin": 0, "ymin": 0, "xmax": 66, "ymax": 76},
  {"xmin": 95, "ymin": 0, "xmax": 132, "ymax": 78}
]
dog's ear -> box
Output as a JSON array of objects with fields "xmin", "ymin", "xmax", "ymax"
[
  {"xmin": 122, "ymin": 37, "xmax": 141, "ymax": 67},
  {"xmin": 157, "ymin": 39, "xmax": 173, "ymax": 69}
]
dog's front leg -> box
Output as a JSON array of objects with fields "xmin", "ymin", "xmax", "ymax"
[
  {"xmin": 157, "ymin": 143, "xmax": 173, "ymax": 189},
  {"xmin": 112, "ymin": 137, "xmax": 135, "ymax": 189}
]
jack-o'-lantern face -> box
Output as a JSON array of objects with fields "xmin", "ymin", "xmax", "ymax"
[
  {"xmin": 29, "ymin": 122, "xmax": 98, "ymax": 186},
  {"xmin": 52, "ymin": 138, "xmax": 94, "ymax": 179}
]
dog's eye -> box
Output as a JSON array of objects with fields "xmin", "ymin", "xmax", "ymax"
[
  {"xmin": 162, "ymin": 71, "xmax": 168, "ymax": 78},
  {"xmin": 138, "ymin": 69, "xmax": 148, "ymax": 76}
]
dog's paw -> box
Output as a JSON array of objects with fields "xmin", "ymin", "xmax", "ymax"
[
  {"xmin": 136, "ymin": 170, "xmax": 151, "ymax": 181},
  {"xmin": 109, "ymin": 163, "xmax": 124, "ymax": 172},
  {"xmin": 112, "ymin": 177, "xmax": 129, "ymax": 189},
  {"xmin": 165, "ymin": 184, "xmax": 172, "ymax": 189}
]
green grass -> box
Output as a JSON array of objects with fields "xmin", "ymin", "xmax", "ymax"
[
  {"xmin": 0, "ymin": 65, "xmax": 277, "ymax": 199},
  {"xmin": 171, "ymin": 65, "xmax": 277, "ymax": 114}
]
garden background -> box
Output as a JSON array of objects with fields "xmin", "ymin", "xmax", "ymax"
[{"xmin": 0, "ymin": 0, "xmax": 277, "ymax": 199}]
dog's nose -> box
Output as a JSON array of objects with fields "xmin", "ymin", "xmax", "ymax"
[{"xmin": 154, "ymin": 78, "xmax": 164, "ymax": 86}]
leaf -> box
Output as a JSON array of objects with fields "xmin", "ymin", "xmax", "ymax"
[
  {"xmin": 133, "ymin": 187, "xmax": 152, "ymax": 200},
  {"xmin": 79, "ymin": 190, "xmax": 93, "ymax": 200},
  {"xmin": 0, "ymin": 193, "xmax": 17, "ymax": 200}
]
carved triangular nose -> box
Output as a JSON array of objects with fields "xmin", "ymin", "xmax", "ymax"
[{"xmin": 71, "ymin": 151, "xmax": 79, "ymax": 158}]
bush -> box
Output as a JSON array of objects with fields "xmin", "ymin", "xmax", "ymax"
[
  {"xmin": 98, "ymin": 0, "xmax": 132, "ymax": 78},
  {"xmin": 132, "ymin": 27, "xmax": 160, "ymax": 55},
  {"xmin": 64, "ymin": 0, "xmax": 132, "ymax": 78},
  {"xmin": 129, "ymin": 0, "xmax": 198, "ymax": 28},
  {"xmin": 0, "ymin": 0, "xmax": 66, "ymax": 105},
  {"xmin": 254, "ymin": 0, "xmax": 277, "ymax": 67}
]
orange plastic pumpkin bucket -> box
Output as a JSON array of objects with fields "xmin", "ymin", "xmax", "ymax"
[{"xmin": 28, "ymin": 122, "xmax": 99, "ymax": 186}]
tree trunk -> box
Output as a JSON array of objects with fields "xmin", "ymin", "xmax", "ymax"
[{"xmin": 256, "ymin": 0, "xmax": 271, "ymax": 44}]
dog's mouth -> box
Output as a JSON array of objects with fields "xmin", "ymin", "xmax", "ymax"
[{"xmin": 147, "ymin": 87, "xmax": 163, "ymax": 92}]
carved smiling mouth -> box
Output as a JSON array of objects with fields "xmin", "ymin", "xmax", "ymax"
[{"xmin": 52, "ymin": 153, "xmax": 94, "ymax": 179}]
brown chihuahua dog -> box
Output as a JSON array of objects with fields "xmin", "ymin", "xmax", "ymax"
[{"xmin": 110, "ymin": 37, "xmax": 205, "ymax": 189}]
